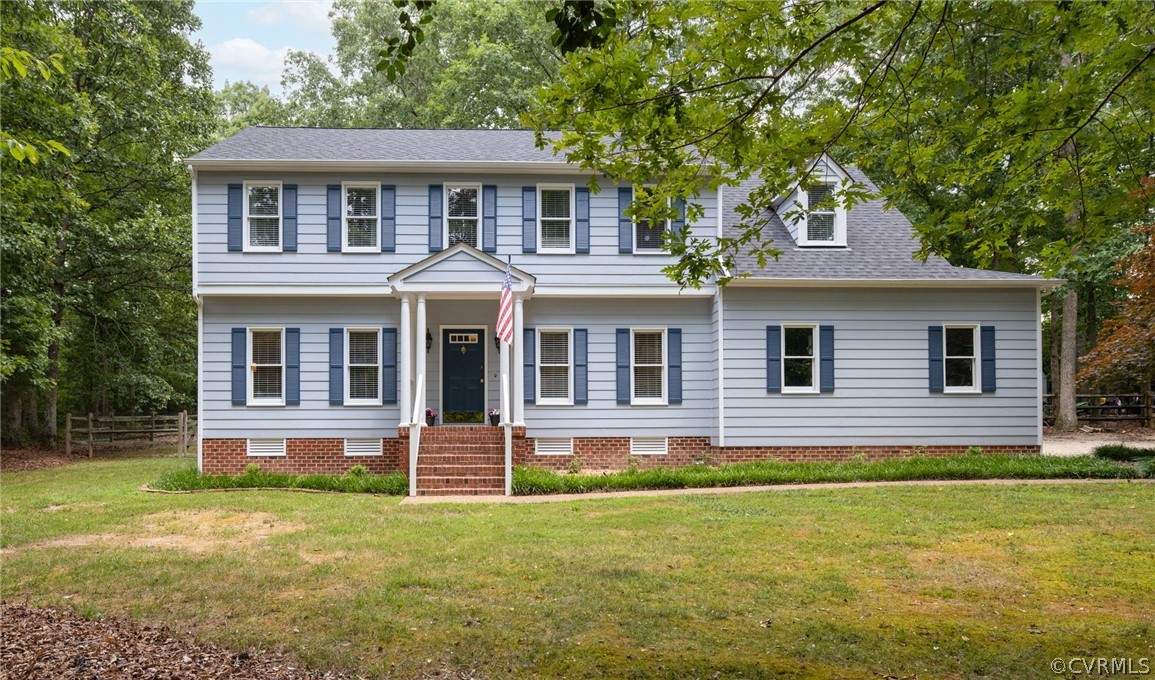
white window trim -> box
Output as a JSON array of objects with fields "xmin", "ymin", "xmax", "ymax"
[
  {"xmin": 781, "ymin": 324, "xmax": 819, "ymax": 394},
  {"xmin": 537, "ymin": 183, "xmax": 576, "ymax": 254},
  {"xmin": 630, "ymin": 328, "xmax": 668, "ymax": 406},
  {"xmin": 796, "ymin": 181, "xmax": 846, "ymax": 247},
  {"xmin": 345, "ymin": 327, "xmax": 383, "ymax": 406},
  {"xmin": 943, "ymin": 324, "xmax": 981, "ymax": 394},
  {"xmin": 342, "ymin": 181, "xmax": 380, "ymax": 253},
  {"xmin": 633, "ymin": 185, "xmax": 671, "ymax": 255},
  {"xmin": 248, "ymin": 327, "xmax": 285, "ymax": 406},
  {"xmin": 443, "ymin": 183, "xmax": 482, "ymax": 249},
  {"xmin": 536, "ymin": 327, "xmax": 574, "ymax": 406},
  {"xmin": 243, "ymin": 181, "xmax": 282, "ymax": 253}
]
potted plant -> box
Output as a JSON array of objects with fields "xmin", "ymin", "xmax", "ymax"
[
  {"xmin": 425, "ymin": 408, "xmax": 437, "ymax": 426},
  {"xmin": 488, "ymin": 408, "xmax": 500, "ymax": 426}
]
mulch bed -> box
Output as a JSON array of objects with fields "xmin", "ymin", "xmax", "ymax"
[
  {"xmin": 0, "ymin": 602, "xmax": 351, "ymax": 679},
  {"xmin": 0, "ymin": 448, "xmax": 89, "ymax": 473}
]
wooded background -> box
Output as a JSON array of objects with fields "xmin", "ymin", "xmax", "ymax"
[{"xmin": 3, "ymin": 0, "xmax": 1151, "ymax": 444}]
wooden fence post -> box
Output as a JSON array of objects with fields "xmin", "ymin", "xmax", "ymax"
[
  {"xmin": 87, "ymin": 413, "xmax": 94, "ymax": 457},
  {"xmin": 109, "ymin": 413, "xmax": 115, "ymax": 443},
  {"xmin": 65, "ymin": 413, "xmax": 72, "ymax": 456},
  {"xmin": 179, "ymin": 411, "xmax": 188, "ymax": 454}
]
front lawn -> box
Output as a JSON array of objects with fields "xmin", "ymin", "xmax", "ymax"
[{"xmin": 2, "ymin": 454, "xmax": 1152, "ymax": 678}]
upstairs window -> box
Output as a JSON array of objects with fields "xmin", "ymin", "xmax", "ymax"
[
  {"xmin": 944, "ymin": 325, "xmax": 978, "ymax": 392},
  {"xmin": 346, "ymin": 328, "xmax": 381, "ymax": 404},
  {"xmin": 245, "ymin": 182, "xmax": 281, "ymax": 251},
  {"xmin": 446, "ymin": 184, "xmax": 480, "ymax": 248},
  {"xmin": 344, "ymin": 183, "xmax": 379, "ymax": 251},
  {"xmin": 249, "ymin": 328, "xmax": 284, "ymax": 405},
  {"xmin": 538, "ymin": 184, "xmax": 574, "ymax": 253},
  {"xmin": 632, "ymin": 329, "xmax": 666, "ymax": 405},
  {"xmin": 537, "ymin": 329, "xmax": 573, "ymax": 405},
  {"xmin": 634, "ymin": 188, "xmax": 669, "ymax": 253},
  {"xmin": 783, "ymin": 325, "xmax": 817, "ymax": 393},
  {"xmin": 806, "ymin": 184, "xmax": 836, "ymax": 243}
]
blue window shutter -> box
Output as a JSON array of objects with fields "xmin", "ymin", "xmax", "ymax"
[
  {"xmin": 482, "ymin": 184, "xmax": 497, "ymax": 253},
  {"xmin": 618, "ymin": 187, "xmax": 633, "ymax": 253},
  {"xmin": 522, "ymin": 187, "xmax": 536, "ymax": 253},
  {"xmin": 928, "ymin": 325, "xmax": 945, "ymax": 393},
  {"xmin": 380, "ymin": 185, "xmax": 396, "ymax": 252},
  {"xmin": 285, "ymin": 328, "xmax": 300, "ymax": 405},
  {"xmin": 766, "ymin": 325, "xmax": 782, "ymax": 393},
  {"xmin": 523, "ymin": 328, "xmax": 536, "ymax": 403},
  {"xmin": 329, "ymin": 328, "xmax": 344, "ymax": 405},
  {"xmin": 981, "ymin": 325, "xmax": 996, "ymax": 393},
  {"xmin": 382, "ymin": 328, "xmax": 398, "ymax": 404},
  {"xmin": 575, "ymin": 187, "xmax": 590, "ymax": 254},
  {"xmin": 428, "ymin": 184, "xmax": 444, "ymax": 252},
  {"xmin": 227, "ymin": 184, "xmax": 243, "ymax": 252},
  {"xmin": 671, "ymin": 197, "xmax": 686, "ymax": 237},
  {"xmin": 668, "ymin": 328, "xmax": 682, "ymax": 404},
  {"xmin": 326, "ymin": 185, "xmax": 341, "ymax": 252},
  {"xmin": 574, "ymin": 329, "xmax": 588, "ymax": 405},
  {"xmin": 282, "ymin": 184, "xmax": 298, "ymax": 252},
  {"xmin": 616, "ymin": 328, "xmax": 630, "ymax": 403},
  {"xmin": 819, "ymin": 325, "xmax": 834, "ymax": 393},
  {"xmin": 231, "ymin": 328, "xmax": 247, "ymax": 405}
]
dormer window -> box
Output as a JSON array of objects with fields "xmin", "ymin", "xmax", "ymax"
[{"xmin": 806, "ymin": 183, "xmax": 836, "ymax": 243}]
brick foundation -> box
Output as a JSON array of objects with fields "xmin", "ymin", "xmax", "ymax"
[{"xmin": 200, "ymin": 433, "xmax": 1040, "ymax": 476}]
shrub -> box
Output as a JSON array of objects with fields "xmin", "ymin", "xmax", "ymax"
[
  {"xmin": 244, "ymin": 463, "xmax": 261, "ymax": 476},
  {"xmin": 151, "ymin": 467, "xmax": 408, "ymax": 495},
  {"xmin": 965, "ymin": 446, "xmax": 984, "ymax": 456},
  {"xmin": 1137, "ymin": 458, "xmax": 1155, "ymax": 478},
  {"xmin": 567, "ymin": 456, "xmax": 584, "ymax": 475},
  {"xmin": 348, "ymin": 464, "xmax": 368, "ymax": 477},
  {"xmin": 1093, "ymin": 444, "xmax": 1155, "ymax": 461}
]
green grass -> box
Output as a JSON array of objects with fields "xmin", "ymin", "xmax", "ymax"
[
  {"xmin": 513, "ymin": 454, "xmax": 1142, "ymax": 494},
  {"xmin": 1094, "ymin": 443, "xmax": 1155, "ymax": 461},
  {"xmin": 150, "ymin": 466, "xmax": 408, "ymax": 495},
  {"xmin": 3, "ymin": 453, "xmax": 1153, "ymax": 678}
]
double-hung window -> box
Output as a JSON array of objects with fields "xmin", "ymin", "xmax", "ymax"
[
  {"xmin": 346, "ymin": 328, "xmax": 382, "ymax": 405},
  {"xmin": 446, "ymin": 184, "xmax": 480, "ymax": 248},
  {"xmin": 245, "ymin": 182, "xmax": 281, "ymax": 251},
  {"xmin": 344, "ymin": 183, "xmax": 379, "ymax": 251},
  {"xmin": 249, "ymin": 328, "xmax": 284, "ymax": 405},
  {"xmin": 537, "ymin": 329, "xmax": 573, "ymax": 405},
  {"xmin": 631, "ymin": 329, "xmax": 666, "ymax": 405},
  {"xmin": 805, "ymin": 183, "xmax": 837, "ymax": 243},
  {"xmin": 634, "ymin": 187, "xmax": 669, "ymax": 253},
  {"xmin": 783, "ymin": 325, "xmax": 817, "ymax": 393},
  {"xmin": 944, "ymin": 325, "xmax": 979, "ymax": 393},
  {"xmin": 538, "ymin": 184, "xmax": 574, "ymax": 253}
]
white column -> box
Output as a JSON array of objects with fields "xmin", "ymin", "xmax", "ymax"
[
  {"xmin": 416, "ymin": 295, "xmax": 427, "ymax": 418},
  {"xmin": 398, "ymin": 295, "xmax": 411, "ymax": 427},
  {"xmin": 513, "ymin": 294, "xmax": 525, "ymax": 425}
]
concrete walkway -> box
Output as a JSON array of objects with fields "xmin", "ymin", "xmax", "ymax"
[{"xmin": 400, "ymin": 477, "xmax": 1153, "ymax": 505}]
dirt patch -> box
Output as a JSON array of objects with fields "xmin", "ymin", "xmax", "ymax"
[
  {"xmin": 0, "ymin": 448, "xmax": 89, "ymax": 472},
  {"xmin": 19, "ymin": 511, "xmax": 306, "ymax": 555},
  {"xmin": 0, "ymin": 601, "xmax": 349, "ymax": 679},
  {"xmin": 1042, "ymin": 426, "xmax": 1155, "ymax": 457}
]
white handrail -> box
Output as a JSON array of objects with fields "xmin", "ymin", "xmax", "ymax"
[
  {"xmin": 409, "ymin": 374, "xmax": 424, "ymax": 497},
  {"xmin": 501, "ymin": 372, "xmax": 511, "ymax": 496}
]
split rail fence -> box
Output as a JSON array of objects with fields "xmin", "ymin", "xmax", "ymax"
[
  {"xmin": 1043, "ymin": 393, "xmax": 1155, "ymax": 428},
  {"xmin": 64, "ymin": 412, "xmax": 197, "ymax": 457}
]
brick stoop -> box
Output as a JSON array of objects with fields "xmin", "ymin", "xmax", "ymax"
[{"xmin": 412, "ymin": 425, "xmax": 508, "ymax": 496}]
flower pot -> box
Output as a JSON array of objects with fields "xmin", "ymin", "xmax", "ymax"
[
  {"xmin": 489, "ymin": 414, "xmax": 500, "ymax": 426},
  {"xmin": 425, "ymin": 415, "xmax": 436, "ymax": 426}
]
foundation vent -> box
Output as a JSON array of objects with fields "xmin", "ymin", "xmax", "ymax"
[
  {"xmin": 630, "ymin": 437, "xmax": 668, "ymax": 456},
  {"xmin": 344, "ymin": 438, "xmax": 383, "ymax": 456},
  {"xmin": 247, "ymin": 438, "xmax": 286, "ymax": 457},
  {"xmin": 535, "ymin": 438, "xmax": 574, "ymax": 456}
]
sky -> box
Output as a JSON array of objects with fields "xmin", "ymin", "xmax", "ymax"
[{"xmin": 193, "ymin": 0, "xmax": 337, "ymax": 94}]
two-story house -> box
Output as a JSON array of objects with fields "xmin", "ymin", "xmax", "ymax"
[{"xmin": 186, "ymin": 127, "xmax": 1052, "ymax": 495}]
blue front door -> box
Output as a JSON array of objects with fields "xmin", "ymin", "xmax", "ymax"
[{"xmin": 442, "ymin": 328, "xmax": 485, "ymax": 422}]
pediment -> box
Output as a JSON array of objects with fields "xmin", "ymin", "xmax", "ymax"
[{"xmin": 388, "ymin": 243, "xmax": 535, "ymax": 291}]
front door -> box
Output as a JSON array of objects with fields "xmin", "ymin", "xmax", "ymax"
[{"xmin": 442, "ymin": 328, "xmax": 486, "ymax": 423}]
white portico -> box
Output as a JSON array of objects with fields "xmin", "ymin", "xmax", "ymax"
[{"xmin": 388, "ymin": 243, "xmax": 535, "ymax": 430}]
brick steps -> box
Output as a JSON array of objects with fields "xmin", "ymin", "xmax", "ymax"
[{"xmin": 414, "ymin": 427, "xmax": 507, "ymax": 496}]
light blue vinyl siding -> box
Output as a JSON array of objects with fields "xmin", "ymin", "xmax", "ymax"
[
  {"xmin": 196, "ymin": 172, "xmax": 718, "ymax": 288},
  {"xmin": 524, "ymin": 298, "xmax": 715, "ymax": 438},
  {"xmin": 722, "ymin": 287, "xmax": 1040, "ymax": 446},
  {"xmin": 202, "ymin": 298, "xmax": 401, "ymax": 438}
]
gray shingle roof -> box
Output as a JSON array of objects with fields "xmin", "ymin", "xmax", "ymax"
[
  {"xmin": 187, "ymin": 127, "xmax": 564, "ymax": 163},
  {"xmin": 726, "ymin": 169, "xmax": 1045, "ymax": 282}
]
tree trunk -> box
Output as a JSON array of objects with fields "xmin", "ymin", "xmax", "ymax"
[
  {"xmin": 45, "ymin": 215, "xmax": 69, "ymax": 440},
  {"xmin": 1049, "ymin": 293, "xmax": 1061, "ymax": 397},
  {"xmin": 1082, "ymin": 280, "xmax": 1097, "ymax": 355},
  {"xmin": 1055, "ymin": 286, "xmax": 1079, "ymax": 431}
]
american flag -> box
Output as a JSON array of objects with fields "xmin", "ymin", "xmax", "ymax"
[{"xmin": 496, "ymin": 261, "xmax": 514, "ymax": 345}]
